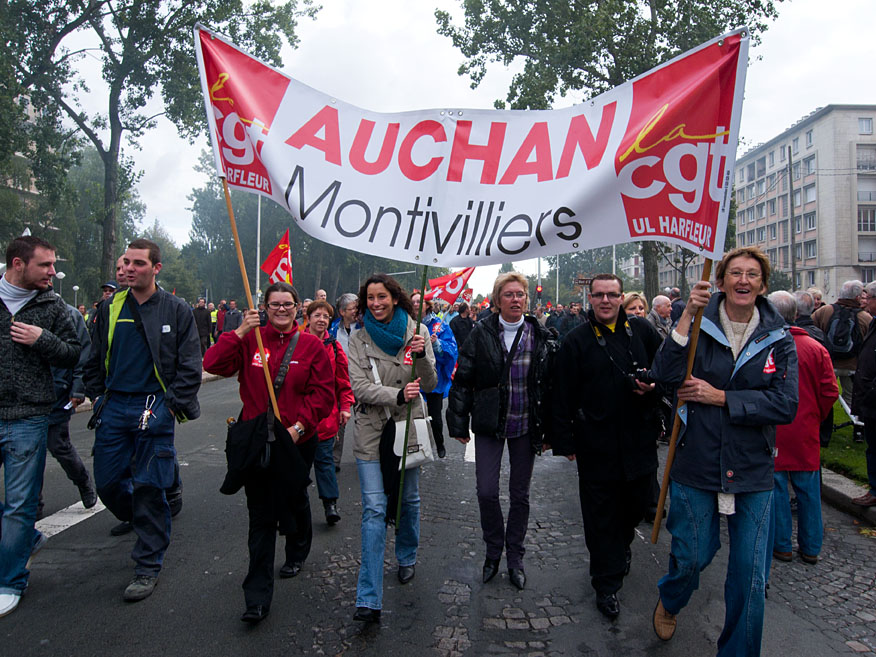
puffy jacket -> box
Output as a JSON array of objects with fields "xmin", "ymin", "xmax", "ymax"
[
  {"xmin": 852, "ymin": 321, "xmax": 876, "ymax": 421},
  {"xmin": 775, "ymin": 327, "xmax": 838, "ymax": 471},
  {"xmin": 314, "ymin": 335, "xmax": 355, "ymax": 440},
  {"xmin": 203, "ymin": 323, "xmax": 334, "ymax": 439},
  {"xmin": 84, "ymin": 287, "xmax": 202, "ymax": 422},
  {"xmin": 0, "ymin": 288, "xmax": 81, "ymax": 420},
  {"xmin": 551, "ymin": 308, "xmax": 665, "ymax": 481},
  {"xmin": 423, "ymin": 313, "xmax": 457, "ymax": 397},
  {"xmin": 447, "ymin": 313, "xmax": 557, "ymax": 454},
  {"xmin": 652, "ymin": 293, "xmax": 799, "ymax": 493},
  {"xmin": 347, "ymin": 315, "xmax": 437, "ymax": 460}
]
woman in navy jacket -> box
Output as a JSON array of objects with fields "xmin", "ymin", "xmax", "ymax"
[{"xmin": 650, "ymin": 247, "xmax": 798, "ymax": 657}]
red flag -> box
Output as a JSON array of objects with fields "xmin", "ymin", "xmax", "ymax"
[
  {"xmin": 261, "ymin": 229, "xmax": 293, "ymax": 284},
  {"xmin": 424, "ymin": 267, "xmax": 475, "ymax": 305},
  {"xmin": 461, "ymin": 288, "xmax": 473, "ymax": 303}
]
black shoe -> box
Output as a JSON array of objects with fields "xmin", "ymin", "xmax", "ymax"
[
  {"xmin": 324, "ymin": 501, "xmax": 341, "ymax": 526},
  {"xmin": 110, "ymin": 521, "xmax": 133, "ymax": 536},
  {"xmin": 353, "ymin": 606, "xmax": 381, "ymax": 623},
  {"xmin": 596, "ymin": 592, "xmax": 620, "ymax": 620},
  {"xmin": 508, "ymin": 568, "xmax": 526, "ymax": 590},
  {"xmin": 397, "ymin": 565, "xmax": 415, "ymax": 584},
  {"xmin": 437, "ymin": 445, "xmax": 446, "ymax": 458},
  {"xmin": 482, "ymin": 558, "xmax": 500, "ymax": 584},
  {"xmin": 279, "ymin": 561, "xmax": 302, "ymax": 578},
  {"xmin": 624, "ymin": 546, "xmax": 632, "ymax": 576},
  {"xmin": 79, "ymin": 482, "xmax": 98, "ymax": 509},
  {"xmin": 335, "ymin": 465, "xmax": 341, "ymax": 473},
  {"xmin": 241, "ymin": 605, "xmax": 269, "ymax": 624}
]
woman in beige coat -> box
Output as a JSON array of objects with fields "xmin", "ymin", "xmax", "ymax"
[{"xmin": 346, "ymin": 274, "xmax": 437, "ymax": 623}]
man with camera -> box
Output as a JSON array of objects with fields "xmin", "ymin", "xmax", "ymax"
[{"xmin": 551, "ymin": 274, "xmax": 663, "ymax": 620}]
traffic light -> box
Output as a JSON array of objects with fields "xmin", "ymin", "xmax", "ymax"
[{"xmin": 535, "ymin": 284, "xmax": 543, "ymax": 300}]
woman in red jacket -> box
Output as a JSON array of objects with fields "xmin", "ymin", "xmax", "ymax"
[
  {"xmin": 203, "ymin": 282, "xmax": 334, "ymax": 624},
  {"xmin": 302, "ymin": 300, "xmax": 354, "ymax": 526}
]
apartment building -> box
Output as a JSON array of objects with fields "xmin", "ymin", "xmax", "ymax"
[{"xmin": 658, "ymin": 105, "xmax": 876, "ymax": 300}]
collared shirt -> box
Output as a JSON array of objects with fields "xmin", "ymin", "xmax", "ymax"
[{"xmin": 105, "ymin": 298, "xmax": 161, "ymax": 393}]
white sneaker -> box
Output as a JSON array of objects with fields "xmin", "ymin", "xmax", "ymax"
[{"xmin": 0, "ymin": 592, "xmax": 21, "ymax": 618}]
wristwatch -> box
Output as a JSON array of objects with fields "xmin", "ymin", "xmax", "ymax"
[{"xmin": 293, "ymin": 424, "xmax": 305, "ymax": 437}]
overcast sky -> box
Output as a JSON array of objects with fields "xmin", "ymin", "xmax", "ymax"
[{"xmin": 100, "ymin": 0, "xmax": 876, "ymax": 295}]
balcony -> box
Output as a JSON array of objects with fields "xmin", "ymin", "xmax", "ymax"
[
  {"xmin": 859, "ymin": 191, "xmax": 876, "ymax": 201},
  {"xmin": 860, "ymin": 252, "xmax": 876, "ymax": 262}
]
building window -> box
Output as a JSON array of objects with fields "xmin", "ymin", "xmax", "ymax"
[
  {"xmin": 858, "ymin": 145, "xmax": 876, "ymax": 171},
  {"xmin": 807, "ymin": 270, "xmax": 815, "ymax": 287},
  {"xmin": 747, "ymin": 230, "xmax": 755, "ymax": 245},
  {"xmin": 780, "ymin": 147, "xmax": 786, "ymax": 162},
  {"xmin": 794, "ymin": 189, "xmax": 802, "ymax": 208},
  {"xmin": 747, "ymin": 184, "xmax": 755, "ymax": 199},
  {"xmin": 739, "ymin": 232, "xmax": 745, "ymax": 245},
  {"xmin": 861, "ymin": 117, "xmax": 874, "ymax": 135},
  {"xmin": 747, "ymin": 163, "xmax": 756, "ymax": 182},
  {"xmin": 795, "ymin": 244, "xmax": 802, "ymax": 261},
  {"xmin": 757, "ymin": 227, "xmax": 766, "ymax": 242},
  {"xmin": 737, "ymin": 211, "xmax": 745, "ymax": 226},
  {"xmin": 767, "ymin": 248, "xmax": 778, "ymax": 265},
  {"xmin": 863, "ymin": 268, "xmax": 876, "ymax": 284},
  {"xmin": 738, "ymin": 168, "xmax": 745, "ymax": 183},
  {"xmin": 769, "ymin": 224, "xmax": 777, "ymax": 240},
  {"xmin": 795, "ymin": 272, "xmax": 801, "ymax": 289},
  {"xmin": 768, "ymin": 199, "xmax": 776, "ymax": 216},
  {"xmin": 792, "ymin": 137, "xmax": 799, "ymax": 154},
  {"xmin": 804, "ymin": 184, "xmax": 816, "ymax": 203},
  {"xmin": 756, "ymin": 203, "xmax": 765, "ymax": 220},
  {"xmin": 804, "ymin": 211, "xmax": 816, "ymax": 230},
  {"xmin": 795, "ymin": 216, "xmax": 802, "ymax": 233},
  {"xmin": 780, "ymin": 195, "xmax": 788, "ymax": 217},
  {"xmin": 757, "ymin": 180, "xmax": 766, "ymax": 196},
  {"xmin": 805, "ymin": 240, "xmax": 817, "ymax": 258},
  {"xmin": 747, "ymin": 208, "xmax": 755, "ymax": 223},
  {"xmin": 769, "ymin": 151, "xmax": 775, "ymax": 167},
  {"xmin": 859, "ymin": 207, "xmax": 876, "ymax": 232},
  {"xmin": 793, "ymin": 162, "xmax": 801, "ymax": 180},
  {"xmin": 804, "ymin": 156, "xmax": 815, "ymax": 175},
  {"xmin": 781, "ymin": 173, "xmax": 788, "ymax": 191},
  {"xmin": 805, "ymin": 130, "xmax": 813, "ymax": 147},
  {"xmin": 737, "ymin": 188, "xmax": 745, "ymax": 203},
  {"xmin": 756, "ymin": 157, "xmax": 766, "ymax": 178}
]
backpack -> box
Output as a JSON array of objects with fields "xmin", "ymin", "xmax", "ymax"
[{"xmin": 824, "ymin": 304, "xmax": 863, "ymax": 360}]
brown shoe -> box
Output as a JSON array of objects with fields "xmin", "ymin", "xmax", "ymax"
[
  {"xmin": 772, "ymin": 550, "xmax": 792, "ymax": 562},
  {"xmin": 653, "ymin": 598, "xmax": 677, "ymax": 641},
  {"xmin": 851, "ymin": 492, "xmax": 876, "ymax": 507},
  {"xmin": 797, "ymin": 550, "xmax": 818, "ymax": 565}
]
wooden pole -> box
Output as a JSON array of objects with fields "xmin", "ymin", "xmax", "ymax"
[
  {"xmin": 396, "ymin": 266, "xmax": 429, "ymax": 530},
  {"xmin": 651, "ymin": 258, "xmax": 714, "ymax": 544},
  {"xmin": 222, "ymin": 179, "xmax": 282, "ymax": 421}
]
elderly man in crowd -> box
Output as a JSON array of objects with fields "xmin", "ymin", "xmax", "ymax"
[
  {"xmin": 647, "ymin": 295, "xmax": 672, "ymax": 339},
  {"xmin": 767, "ymin": 291, "xmax": 837, "ymax": 571},
  {"xmin": 851, "ymin": 281, "xmax": 876, "ymax": 507}
]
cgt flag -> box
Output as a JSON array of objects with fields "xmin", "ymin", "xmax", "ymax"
[
  {"xmin": 261, "ymin": 229, "xmax": 293, "ymax": 284},
  {"xmin": 195, "ymin": 24, "xmax": 749, "ymax": 265},
  {"xmin": 425, "ymin": 267, "xmax": 475, "ymax": 304}
]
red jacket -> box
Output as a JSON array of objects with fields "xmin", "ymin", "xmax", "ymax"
[
  {"xmin": 313, "ymin": 334, "xmax": 355, "ymax": 441},
  {"xmin": 203, "ymin": 323, "xmax": 334, "ymax": 440},
  {"xmin": 775, "ymin": 327, "xmax": 838, "ymax": 471}
]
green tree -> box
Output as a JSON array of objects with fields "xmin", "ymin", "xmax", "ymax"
[
  {"xmin": 7, "ymin": 0, "xmax": 318, "ymax": 282},
  {"xmin": 436, "ymin": 0, "xmax": 783, "ymax": 301}
]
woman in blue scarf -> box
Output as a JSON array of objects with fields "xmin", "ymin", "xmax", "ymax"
[{"xmin": 346, "ymin": 274, "xmax": 437, "ymax": 623}]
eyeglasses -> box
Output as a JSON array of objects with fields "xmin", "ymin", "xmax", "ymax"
[
  {"xmin": 501, "ymin": 292, "xmax": 526, "ymax": 300},
  {"xmin": 726, "ymin": 270, "xmax": 762, "ymax": 281},
  {"xmin": 266, "ymin": 301, "xmax": 296, "ymax": 310},
  {"xmin": 590, "ymin": 292, "xmax": 621, "ymax": 300}
]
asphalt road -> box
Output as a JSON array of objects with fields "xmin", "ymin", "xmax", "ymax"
[{"xmin": 4, "ymin": 377, "xmax": 875, "ymax": 656}]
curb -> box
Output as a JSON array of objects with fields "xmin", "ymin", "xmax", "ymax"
[{"xmin": 821, "ymin": 467, "xmax": 876, "ymax": 526}]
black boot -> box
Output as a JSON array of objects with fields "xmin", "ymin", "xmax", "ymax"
[{"xmin": 323, "ymin": 499, "xmax": 340, "ymax": 526}]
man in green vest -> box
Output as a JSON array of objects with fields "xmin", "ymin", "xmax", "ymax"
[{"xmin": 84, "ymin": 238, "xmax": 201, "ymax": 603}]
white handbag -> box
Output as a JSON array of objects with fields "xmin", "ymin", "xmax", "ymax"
[{"xmin": 369, "ymin": 357, "xmax": 436, "ymax": 469}]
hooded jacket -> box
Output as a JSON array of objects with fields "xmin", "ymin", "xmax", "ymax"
[{"xmin": 652, "ymin": 292, "xmax": 799, "ymax": 493}]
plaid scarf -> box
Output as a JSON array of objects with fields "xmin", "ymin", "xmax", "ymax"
[{"xmin": 503, "ymin": 321, "xmax": 533, "ymax": 439}]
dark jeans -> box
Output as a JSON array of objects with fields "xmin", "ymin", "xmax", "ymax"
[
  {"xmin": 425, "ymin": 392, "xmax": 445, "ymax": 449},
  {"xmin": 241, "ymin": 437, "xmax": 315, "ymax": 609},
  {"xmin": 93, "ymin": 392, "xmax": 176, "ymax": 576},
  {"xmin": 198, "ymin": 333, "xmax": 210, "ymax": 357},
  {"xmin": 38, "ymin": 417, "xmax": 91, "ymax": 513},
  {"xmin": 577, "ymin": 472, "xmax": 652, "ymax": 596},
  {"xmin": 474, "ymin": 433, "xmax": 535, "ymax": 569}
]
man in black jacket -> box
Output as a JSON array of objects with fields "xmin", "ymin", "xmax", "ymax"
[
  {"xmin": 852, "ymin": 281, "xmax": 876, "ymax": 507},
  {"xmin": 192, "ymin": 297, "xmax": 212, "ymax": 357},
  {"xmin": 551, "ymin": 274, "xmax": 663, "ymax": 620},
  {"xmin": 449, "ymin": 302, "xmax": 475, "ymax": 349},
  {"xmin": 84, "ymin": 238, "xmax": 201, "ymax": 603}
]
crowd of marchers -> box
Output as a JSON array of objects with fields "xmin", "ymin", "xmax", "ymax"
[{"xmin": 3, "ymin": 235, "xmax": 876, "ymax": 657}]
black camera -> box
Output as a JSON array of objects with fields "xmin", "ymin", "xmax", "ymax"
[
  {"xmin": 258, "ymin": 309, "xmax": 267, "ymax": 326},
  {"xmin": 626, "ymin": 368, "xmax": 655, "ymax": 390}
]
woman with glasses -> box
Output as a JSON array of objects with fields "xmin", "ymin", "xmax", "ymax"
[
  {"xmin": 650, "ymin": 247, "xmax": 798, "ymax": 656},
  {"xmin": 345, "ymin": 274, "xmax": 437, "ymax": 624},
  {"xmin": 203, "ymin": 282, "xmax": 334, "ymax": 624},
  {"xmin": 622, "ymin": 292, "xmax": 648, "ymax": 318},
  {"xmin": 447, "ymin": 272, "xmax": 557, "ymax": 591}
]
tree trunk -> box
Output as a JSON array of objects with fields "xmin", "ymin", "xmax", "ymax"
[
  {"xmin": 642, "ymin": 242, "xmax": 659, "ymax": 304},
  {"xmin": 328, "ymin": 262, "xmax": 341, "ymax": 303},
  {"xmin": 100, "ymin": 85, "xmax": 124, "ymax": 283}
]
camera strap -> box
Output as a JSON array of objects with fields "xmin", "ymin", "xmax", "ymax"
[{"xmin": 588, "ymin": 317, "xmax": 641, "ymax": 379}]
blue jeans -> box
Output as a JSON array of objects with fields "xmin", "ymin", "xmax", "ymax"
[
  {"xmin": 771, "ymin": 470, "xmax": 822, "ymax": 556},
  {"xmin": 0, "ymin": 416, "xmax": 49, "ymax": 595},
  {"xmin": 658, "ymin": 481, "xmax": 772, "ymax": 657},
  {"xmin": 312, "ymin": 437, "xmax": 339, "ymax": 501},
  {"xmin": 355, "ymin": 459, "xmax": 419, "ymax": 610},
  {"xmin": 93, "ymin": 392, "xmax": 176, "ymax": 576}
]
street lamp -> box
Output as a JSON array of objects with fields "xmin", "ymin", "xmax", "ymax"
[
  {"xmin": 72, "ymin": 284, "xmax": 80, "ymax": 307},
  {"xmin": 55, "ymin": 271, "xmax": 65, "ymax": 299}
]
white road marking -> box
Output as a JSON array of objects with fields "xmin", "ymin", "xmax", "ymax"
[{"xmin": 35, "ymin": 500, "xmax": 106, "ymax": 539}]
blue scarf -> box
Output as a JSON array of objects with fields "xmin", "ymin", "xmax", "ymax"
[{"xmin": 365, "ymin": 307, "xmax": 410, "ymax": 356}]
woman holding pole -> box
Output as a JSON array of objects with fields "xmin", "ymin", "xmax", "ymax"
[
  {"xmin": 203, "ymin": 282, "xmax": 334, "ymax": 623},
  {"xmin": 346, "ymin": 274, "xmax": 436, "ymax": 623},
  {"xmin": 650, "ymin": 247, "xmax": 798, "ymax": 656}
]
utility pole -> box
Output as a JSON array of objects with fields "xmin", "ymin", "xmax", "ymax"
[{"xmin": 787, "ymin": 146, "xmax": 797, "ymax": 291}]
